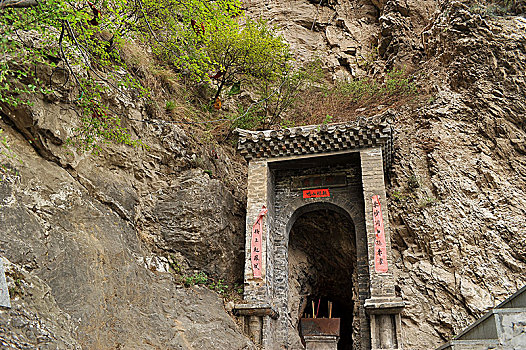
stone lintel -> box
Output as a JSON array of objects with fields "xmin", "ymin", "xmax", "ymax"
[
  {"xmin": 364, "ymin": 297, "xmax": 405, "ymax": 314},
  {"xmin": 233, "ymin": 303, "xmax": 279, "ymax": 319}
]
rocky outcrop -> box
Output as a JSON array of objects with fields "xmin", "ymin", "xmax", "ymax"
[
  {"xmin": 246, "ymin": 0, "xmax": 526, "ymax": 348},
  {"xmin": 246, "ymin": 0, "xmax": 436, "ymax": 78},
  {"xmin": 388, "ymin": 1, "xmax": 526, "ymax": 348},
  {"xmin": 0, "ymin": 72, "xmax": 251, "ymax": 348},
  {"xmin": 1, "ymin": 0, "xmax": 526, "ymax": 349}
]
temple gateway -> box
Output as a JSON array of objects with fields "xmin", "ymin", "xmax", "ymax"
[{"xmin": 233, "ymin": 116, "xmax": 404, "ymax": 350}]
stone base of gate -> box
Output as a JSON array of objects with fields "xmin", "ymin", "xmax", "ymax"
[
  {"xmin": 300, "ymin": 318, "xmax": 340, "ymax": 350},
  {"xmin": 365, "ymin": 297, "xmax": 404, "ymax": 350},
  {"xmin": 303, "ymin": 335, "xmax": 339, "ymax": 350},
  {"xmin": 233, "ymin": 303, "xmax": 279, "ymax": 347}
]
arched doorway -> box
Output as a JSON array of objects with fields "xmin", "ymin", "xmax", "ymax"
[
  {"xmin": 234, "ymin": 122, "xmax": 404, "ymax": 350},
  {"xmin": 288, "ymin": 206, "xmax": 360, "ymax": 350}
]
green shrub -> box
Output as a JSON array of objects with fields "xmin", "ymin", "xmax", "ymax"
[
  {"xmin": 209, "ymin": 279, "xmax": 228, "ymax": 294},
  {"xmin": 165, "ymin": 100, "xmax": 176, "ymax": 111},
  {"xmin": 183, "ymin": 272, "xmax": 208, "ymax": 286}
]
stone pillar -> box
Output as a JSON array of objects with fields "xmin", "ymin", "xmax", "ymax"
[
  {"xmin": 360, "ymin": 148, "xmax": 404, "ymax": 349},
  {"xmin": 234, "ymin": 303, "xmax": 279, "ymax": 347},
  {"xmin": 243, "ymin": 159, "xmax": 273, "ymax": 301},
  {"xmin": 237, "ymin": 159, "xmax": 277, "ymax": 349},
  {"xmin": 248, "ymin": 316, "xmax": 262, "ymax": 343}
]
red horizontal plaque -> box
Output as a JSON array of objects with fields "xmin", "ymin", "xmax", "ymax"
[{"xmin": 303, "ymin": 188, "xmax": 330, "ymax": 198}]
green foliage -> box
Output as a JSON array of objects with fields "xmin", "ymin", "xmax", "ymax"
[
  {"xmin": 65, "ymin": 79, "xmax": 146, "ymax": 152},
  {"xmin": 292, "ymin": 67, "xmax": 419, "ymax": 127},
  {"xmin": 384, "ymin": 68, "xmax": 417, "ymax": 94},
  {"xmin": 323, "ymin": 114, "xmax": 333, "ymax": 125},
  {"xmin": 418, "ymin": 196, "xmax": 437, "ymax": 208},
  {"xmin": 209, "ymin": 279, "xmax": 228, "ymax": 294},
  {"xmin": 231, "ymin": 58, "xmax": 324, "ymax": 130},
  {"xmin": 258, "ymin": 58, "xmax": 323, "ymax": 126},
  {"xmin": 136, "ymin": 0, "xmax": 243, "ymax": 81},
  {"xmin": 230, "ymin": 104, "xmax": 265, "ymax": 130},
  {"xmin": 168, "ymin": 257, "xmax": 182, "ymax": 273},
  {"xmin": 390, "ymin": 190, "xmax": 406, "ymax": 202},
  {"xmin": 1, "ymin": 0, "xmax": 295, "ymax": 148},
  {"xmin": 176, "ymin": 270, "xmax": 229, "ymax": 295},
  {"xmin": 183, "ymin": 271, "xmax": 208, "ymax": 286},
  {"xmin": 6, "ymin": 270, "xmax": 24, "ymax": 298},
  {"xmin": 0, "ymin": 44, "xmax": 42, "ymax": 108},
  {"xmin": 0, "ymin": 0, "xmax": 147, "ymax": 151},
  {"xmin": 165, "ymin": 100, "xmax": 176, "ymax": 111},
  {"xmin": 234, "ymin": 283, "xmax": 243, "ymax": 295},
  {"xmin": 167, "ymin": 257, "xmax": 231, "ymax": 296},
  {"xmin": 207, "ymin": 18, "xmax": 290, "ymax": 99},
  {"xmin": 331, "ymin": 68, "xmax": 416, "ymax": 103}
]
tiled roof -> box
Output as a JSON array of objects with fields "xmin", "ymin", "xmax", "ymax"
[{"xmin": 235, "ymin": 115, "xmax": 394, "ymax": 171}]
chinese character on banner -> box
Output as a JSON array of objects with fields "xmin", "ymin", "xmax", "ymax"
[
  {"xmin": 302, "ymin": 188, "xmax": 330, "ymax": 199},
  {"xmin": 251, "ymin": 206, "xmax": 268, "ymax": 279},
  {"xmin": 372, "ymin": 195, "xmax": 388, "ymax": 273}
]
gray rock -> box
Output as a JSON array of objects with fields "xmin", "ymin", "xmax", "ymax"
[
  {"xmin": 0, "ymin": 85, "xmax": 251, "ymax": 348},
  {"xmin": 0, "ymin": 259, "xmax": 10, "ymax": 308}
]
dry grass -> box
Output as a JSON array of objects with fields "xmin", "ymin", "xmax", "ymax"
[
  {"xmin": 119, "ymin": 40, "xmax": 230, "ymax": 146},
  {"xmin": 120, "ymin": 42, "xmax": 428, "ymax": 144},
  {"xmin": 290, "ymin": 69, "xmax": 424, "ymax": 126}
]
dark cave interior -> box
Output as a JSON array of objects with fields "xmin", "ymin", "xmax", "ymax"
[{"xmin": 289, "ymin": 208, "xmax": 360, "ymax": 350}]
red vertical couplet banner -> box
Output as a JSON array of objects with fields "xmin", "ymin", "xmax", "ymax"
[
  {"xmin": 251, "ymin": 206, "xmax": 268, "ymax": 279},
  {"xmin": 372, "ymin": 195, "xmax": 388, "ymax": 273}
]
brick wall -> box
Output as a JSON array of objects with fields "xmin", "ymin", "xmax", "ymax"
[{"xmin": 270, "ymin": 152, "xmax": 371, "ymax": 348}]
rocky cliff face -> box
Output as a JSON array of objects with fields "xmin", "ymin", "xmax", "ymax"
[
  {"xmin": 250, "ymin": 0, "xmax": 526, "ymax": 348},
  {"xmin": 0, "ymin": 79, "xmax": 252, "ymax": 348},
  {"xmin": 389, "ymin": 2, "xmax": 526, "ymax": 348},
  {"xmin": 246, "ymin": 0, "xmax": 436, "ymax": 79},
  {"xmin": 1, "ymin": 0, "xmax": 526, "ymax": 349}
]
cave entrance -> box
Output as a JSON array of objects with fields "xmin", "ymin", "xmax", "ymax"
[{"xmin": 289, "ymin": 207, "xmax": 358, "ymax": 350}]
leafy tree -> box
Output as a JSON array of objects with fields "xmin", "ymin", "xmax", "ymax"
[
  {"xmin": 0, "ymin": 0, "xmax": 145, "ymax": 151},
  {"xmin": 230, "ymin": 58, "xmax": 325, "ymax": 130},
  {"xmin": 135, "ymin": 0, "xmax": 244, "ymax": 81},
  {"xmin": 206, "ymin": 18, "xmax": 290, "ymax": 100},
  {"xmin": 256, "ymin": 58, "xmax": 324, "ymax": 126},
  {"xmin": 0, "ymin": 0, "xmax": 293, "ymax": 151}
]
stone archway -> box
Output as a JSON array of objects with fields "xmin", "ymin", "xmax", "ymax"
[
  {"xmin": 270, "ymin": 157, "xmax": 370, "ymax": 350},
  {"xmin": 287, "ymin": 203, "xmax": 359, "ymax": 350},
  {"xmin": 233, "ymin": 120, "xmax": 404, "ymax": 350}
]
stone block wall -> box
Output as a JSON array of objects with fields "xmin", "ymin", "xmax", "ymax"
[
  {"xmin": 244, "ymin": 160, "xmax": 272, "ymax": 301},
  {"xmin": 360, "ymin": 148, "xmax": 396, "ymax": 298}
]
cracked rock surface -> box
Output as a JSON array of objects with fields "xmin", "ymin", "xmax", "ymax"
[
  {"xmin": 0, "ymin": 112, "xmax": 253, "ymax": 349},
  {"xmin": 0, "ymin": 56, "xmax": 251, "ymax": 348}
]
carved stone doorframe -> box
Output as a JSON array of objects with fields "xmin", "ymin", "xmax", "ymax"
[{"xmin": 234, "ymin": 119, "xmax": 404, "ymax": 350}]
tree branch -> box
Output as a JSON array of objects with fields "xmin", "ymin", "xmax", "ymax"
[{"xmin": 0, "ymin": 0, "xmax": 38, "ymax": 9}]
